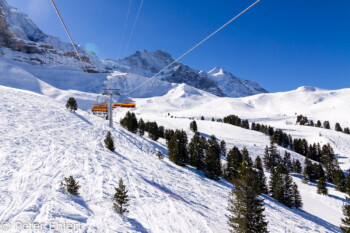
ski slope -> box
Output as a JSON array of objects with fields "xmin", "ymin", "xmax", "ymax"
[{"xmin": 0, "ymin": 84, "xmax": 347, "ymax": 232}]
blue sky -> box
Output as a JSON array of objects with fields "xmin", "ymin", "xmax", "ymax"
[{"xmin": 8, "ymin": 0, "xmax": 350, "ymax": 92}]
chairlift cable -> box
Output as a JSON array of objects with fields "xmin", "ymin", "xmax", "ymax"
[
  {"xmin": 50, "ymin": 0, "xmax": 98, "ymax": 93},
  {"xmin": 123, "ymin": 0, "xmax": 144, "ymax": 57},
  {"xmin": 124, "ymin": 0, "xmax": 261, "ymax": 96},
  {"xmin": 119, "ymin": 0, "xmax": 132, "ymax": 58}
]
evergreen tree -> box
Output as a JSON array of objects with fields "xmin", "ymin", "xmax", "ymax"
[
  {"xmin": 168, "ymin": 130, "xmax": 188, "ymax": 166},
  {"xmin": 316, "ymin": 120, "xmax": 322, "ymax": 127},
  {"xmin": 346, "ymin": 175, "xmax": 350, "ymax": 195},
  {"xmin": 323, "ymin": 121, "xmax": 330, "ymax": 129},
  {"xmin": 104, "ymin": 131, "xmax": 115, "ymax": 152},
  {"xmin": 190, "ymin": 120, "xmax": 198, "ymax": 132},
  {"xmin": 283, "ymin": 174, "xmax": 294, "ymax": 208},
  {"xmin": 158, "ymin": 126, "xmax": 165, "ymax": 138},
  {"xmin": 164, "ymin": 129, "xmax": 175, "ymax": 145},
  {"xmin": 293, "ymin": 159, "xmax": 302, "ymax": 174},
  {"xmin": 188, "ymin": 132, "xmax": 205, "ymax": 170},
  {"xmin": 120, "ymin": 112, "xmax": 138, "ymax": 133},
  {"xmin": 113, "ymin": 178, "xmax": 130, "ymax": 215},
  {"xmin": 60, "ymin": 175, "xmax": 80, "ymax": 196},
  {"xmin": 66, "ymin": 97, "xmax": 78, "ymax": 112},
  {"xmin": 220, "ymin": 140, "xmax": 227, "ymax": 156},
  {"xmin": 269, "ymin": 165, "xmax": 284, "ymax": 202},
  {"xmin": 254, "ymin": 156, "xmax": 268, "ymax": 194},
  {"xmin": 225, "ymin": 146, "xmax": 243, "ymax": 181},
  {"xmin": 138, "ymin": 118, "xmax": 145, "ymax": 136},
  {"xmin": 201, "ymin": 116, "xmax": 204, "ymax": 120},
  {"xmin": 283, "ymin": 151, "xmax": 292, "ymax": 173},
  {"xmin": 335, "ymin": 123, "xmax": 343, "ymax": 132},
  {"xmin": 341, "ymin": 196, "xmax": 350, "ymax": 233},
  {"xmin": 334, "ymin": 168, "xmax": 346, "ymax": 192},
  {"xmin": 263, "ymin": 143, "xmax": 281, "ymax": 171},
  {"xmin": 228, "ymin": 161, "xmax": 268, "ymax": 233},
  {"xmin": 156, "ymin": 150, "xmax": 164, "ymax": 160},
  {"xmin": 241, "ymin": 148, "xmax": 253, "ymax": 167},
  {"xmin": 291, "ymin": 183, "xmax": 303, "ymax": 209},
  {"xmin": 204, "ymin": 135, "xmax": 222, "ymax": 180},
  {"xmin": 147, "ymin": 122, "xmax": 159, "ymax": 141},
  {"xmin": 317, "ymin": 177, "xmax": 328, "ymax": 195},
  {"xmin": 344, "ymin": 127, "xmax": 350, "ymax": 134}
]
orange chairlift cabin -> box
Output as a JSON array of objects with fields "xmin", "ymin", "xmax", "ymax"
[{"xmin": 92, "ymin": 96, "xmax": 136, "ymax": 118}]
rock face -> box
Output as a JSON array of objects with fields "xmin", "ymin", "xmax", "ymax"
[
  {"xmin": 116, "ymin": 50, "xmax": 267, "ymax": 97},
  {"xmin": 0, "ymin": 0, "xmax": 101, "ymax": 71}
]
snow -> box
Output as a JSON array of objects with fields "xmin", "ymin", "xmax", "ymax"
[{"xmin": 0, "ymin": 82, "xmax": 349, "ymax": 232}]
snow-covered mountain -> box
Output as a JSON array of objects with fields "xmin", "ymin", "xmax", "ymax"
[
  {"xmin": 0, "ymin": 0, "xmax": 102, "ymax": 71},
  {"xmin": 206, "ymin": 66, "xmax": 268, "ymax": 97},
  {"xmin": 0, "ymin": 0, "xmax": 267, "ymax": 98},
  {"xmin": 115, "ymin": 50, "xmax": 267, "ymax": 97}
]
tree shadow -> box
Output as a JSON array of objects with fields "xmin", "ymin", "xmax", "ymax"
[
  {"xmin": 140, "ymin": 176, "xmax": 189, "ymax": 204},
  {"xmin": 73, "ymin": 112, "xmax": 92, "ymax": 126},
  {"xmin": 126, "ymin": 217, "xmax": 151, "ymax": 233},
  {"xmin": 263, "ymin": 195, "xmax": 341, "ymax": 232}
]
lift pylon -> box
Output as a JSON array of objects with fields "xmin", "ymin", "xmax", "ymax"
[{"xmin": 102, "ymin": 89, "xmax": 120, "ymax": 128}]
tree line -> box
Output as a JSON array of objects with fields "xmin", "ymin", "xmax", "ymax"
[{"xmin": 296, "ymin": 114, "xmax": 350, "ymax": 134}]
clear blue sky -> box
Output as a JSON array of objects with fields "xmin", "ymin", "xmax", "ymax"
[{"xmin": 8, "ymin": 0, "xmax": 350, "ymax": 92}]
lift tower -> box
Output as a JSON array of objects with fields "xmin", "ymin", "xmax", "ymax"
[{"xmin": 102, "ymin": 89, "xmax": 120, "ymax": 128}]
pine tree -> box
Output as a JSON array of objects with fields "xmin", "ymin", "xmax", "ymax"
[
  {"xmin": 201, "ymin": 116, "xmax": 204, "ymax": 120},
  {"xmin": 204, "ymin": 135, "xmax": 221, "ymax": 180},
  {"xmin": 168, "ymin": 130, "xmax": 188, "ymax": 166},
  {"xmin": 254, "ymin": 156, "xmax": 268, "ymax": 194},
  {"xmin": 138, "ymin": 118, "xmax": 145, "ymax": 136},
  {"xmin": 104, "ymin": 131, "xmax": 115, "ymax": 152},
  {"xmin": 190, "ymin": 120, "xmax": 198, "ymax": 132},
  {"xmin": 344, "ymin": 128, "xmax": 350, "ymax": 134},
  {"xmin": 147, "ymin": 122, "xmax": 159, "ymax": 141},
  {"xmin": 293, "ymin": 159, "xmax": 302, "ymax": 174},
  {"xmin": 335, "ymin": 122, "xmax": 343, "ymax": 132},
  {"xmin": 346, "ymin": 175, "xmax": 350, "ymax": 195},
  {"xmin": 164, "ymin": 129, "xmax": 175, "ymax": 145},
  {"xmin": 341, "ymin": 196, "xmax": 350, "ymax": 232},
  {"xmin": 316, "ymin": 120, "xmax": 322, "ymax": 127},
  {"xmin": 228, "ymin": 161, "xmax": 268, "ymax": 233},
  {"xmin": 158, "ymin": 126, "xmax": 165, "ymax": 138},
  {"xmin": 220, "ymin": 140, "xmax": 227, "ymax": 156},
  {"xmin": 334, "ymin": 168, "xmax": 346, "ymax": 192},
  {"xmin": 317, "ymin": 177, "xmax": 328, "ymax": 195},
  {"xmin": 60, "ymin": 175, "xmax": 81, "ymax": 196},
  {"xmin": 225, "ymin": 146, "xmax": 243, "ymax": 181},
  {"xmin": 291, "ymin": 182, "xmax": 303, "ymax": 209},
  {"xmin": 283, "ymin": 151, "xmax": 292, "ymax": 173},
  {"xmin": 156, "ymin": 150, "xmax": 164, "ymax": 160},
  {"xmin": 323, "ymin": 121, "xmax": 330, "ymax": 129},
  {"xmin": 113, "ymin": 178, "xmax": 130, "ymax": 215},
  {"xmin": 66, "ymin": 97, "xmax": 78, "ymax": 112},
  {"xmin": 302, "ymin": 159, "xmax": 314, "ymax": 183},
  {"xmin": 263, "ymin": 143, "xmax": 281, "ymax": 171},
  {"xmin": 241, "ymin": 148, "xmax": 253, "ymax": 167},
  {"xmin": 120, "ymin": 112, "xmax": 138, "ymax": 133},
  {"xmin": 188, "ymin": 132, "xmax": 205, "ymax": 170}
]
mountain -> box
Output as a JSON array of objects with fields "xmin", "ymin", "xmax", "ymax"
[
  {"xmin": 0, "ymin": 0, "xmax": 102, "ymax": 72},
  {"xmin": 206, "ymin": 66, "xmax": 268, "ymax": 97},
  {"xmin": 0, "ymin": 0, "xmax": 267, "ymax": 98},
  {"xmin": 116, "ymin": 50, "xmax": 267, "ymax": 97}
]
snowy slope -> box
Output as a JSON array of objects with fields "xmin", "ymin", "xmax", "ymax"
[{"xmin": 0, "ymin": 84, "xmax": 346, "ymax": 232}]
